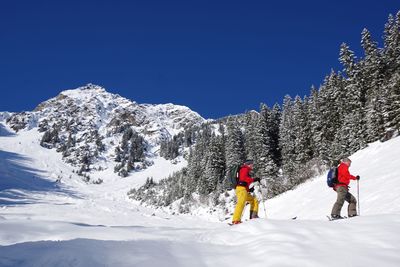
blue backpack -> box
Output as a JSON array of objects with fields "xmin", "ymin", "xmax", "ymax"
[{"xmin": 327, "ymin": 167, "xmax": 338, "ymax": 187}]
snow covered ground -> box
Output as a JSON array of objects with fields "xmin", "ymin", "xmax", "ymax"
[{"xmin": 1, "ymin": 123, "xmax": 400, "ymax": 266}]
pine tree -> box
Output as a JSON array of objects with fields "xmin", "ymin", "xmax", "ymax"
[
  {"xmin": 225, "ymin": 117, "xmax": 245, "ymax": 168},
  {"xmin": 383, "ymin": 12, "xmax": 400, "ymax": 72},
  {"xmin": 381, "ymin": 12, "xmax": 400, "ymax": 138},
  {"xmin": 339, "ymin": 43, "xmax": 357, "ymax": 79},
  {"xmin": 316, "ymin": 72, "xmax": 341, "ymax": 162},
  {"xmin": 383, "ymin": 72, "xmax": 400, "ymax": 137},
  {"xmin": 329, "ymin": 72, "xmax": 351, "ymax": 159},
  {"xmin": 114, "ymin": 127, "xmax": 146, "ymax": 176},
  {"xmin": 243, "ymin": 111, "xmax": 259, "ymax": 163},
  {"xmin": 184, "ymin": 148, "xmax": 198, "ymax": 197},
  {"xmin": 279, "ymin": 95, "xmax": 297, "ymax": 187},
  {"xmin": 160, "ymin": 136, "xmax": 180, "ymax": 160},
  {"xmin": 308, "ymin": 86, "xmax": 323, "ymax": 159},
  {"xmin": 203, "ymin": 136, "xmax": 226, "ymax": 194},
  {"xmin": 359, "ymin": 28, "xmax": 386, "ymax": 142},
  {"xmin": 255, "ymin": 104, "xmax": 278, "ymax": 195},
  {"xmin": 293, "ymin": 96, "xmax": 312, "ymax": 165},
  {"xmin": 337, "ymin": 43, "xmax": 368, "ymax": 155},
  {"xmin": 269, "ymin": 103, "xmax": 282, "ymax": 167},
  {"xmin": 344, "ymin": 82, "xmax": 368, "ymax": 155}
]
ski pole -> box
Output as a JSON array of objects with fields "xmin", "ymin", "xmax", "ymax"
[
  {"xmin": 357, "ymin": 179, "xmax": 360, "ymax": 216},
  {"xmin": 260, "ymin": 190, "xmax": 267, "ymax": 219},
  {"xmin": 256, "ymin": 183, "xmax": 267, "ymax": 218}
]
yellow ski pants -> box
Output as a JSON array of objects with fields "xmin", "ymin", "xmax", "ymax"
[{"xmin": 232, "ymin": 186, "xmax": 259, "ymax": 222}]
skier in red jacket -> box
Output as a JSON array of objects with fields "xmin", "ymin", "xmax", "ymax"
[
  {"xmin": 331, "ymin": 158, "xmax": 360, "ymax": 219},
  {"xmin": 231, "ymin": 160, "xmax": 260, "ymax": 224}
]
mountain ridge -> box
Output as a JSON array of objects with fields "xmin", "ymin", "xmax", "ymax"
[{"xmin": 1, "ymin": 84, "xmax": 206, "ymax": 179}]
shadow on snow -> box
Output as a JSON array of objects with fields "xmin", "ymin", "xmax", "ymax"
[
  {"xmin": 0, "ymin": 124, "xmax": 15, "ymax": 137},
  {"xmin": 0, "ymin": 150, "xmax": 78, "ymax": 205},
  {"xmin": 0, "ymin": 238, "xmax": 208, "ymax": 267}
]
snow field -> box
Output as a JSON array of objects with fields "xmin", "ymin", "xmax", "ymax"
[{"xmin": 1, "ymin": 123, "xmax": 400, "ymax": 266}]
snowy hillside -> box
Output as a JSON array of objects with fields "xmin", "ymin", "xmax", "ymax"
[
  {"xmin": 1, "ymin": 107, "xmax": 400, "ymax": 267},
  {"xmin": 267, "ymin": 136, "xmax": 400, "ymax": 220}
]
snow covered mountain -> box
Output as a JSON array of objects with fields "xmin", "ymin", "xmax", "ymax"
[{"xmin": 2, "ymin": 84, "xmax": 205, "ymax": 178}]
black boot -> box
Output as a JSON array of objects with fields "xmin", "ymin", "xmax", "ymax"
[
  {"xmin": 250, "ymin": 211, "xmax": 259, "ymax": 219},
  {"xmin": 331, "ymin": 214, "xmax": 344, "ymax": 220}
]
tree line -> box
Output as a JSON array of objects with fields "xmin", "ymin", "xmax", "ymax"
[{"xmin": 130, "ymin": 12, "xmax": 400, "ymax": 212}]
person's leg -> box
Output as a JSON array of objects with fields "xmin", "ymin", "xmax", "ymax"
[
  {"xmin": 232, "ymin": 186, "xmax": 248, "ymax": 223},
  {"xmin": 346, "ymin": 192, "xmax": 357, "ymax": 217},
  {"xmin": 331, "ymin": 186, "xmax": 347, "ymax": 217},
  {"xmin": 247, "ymin": 193, "xmax": 259, "ymax": 219}
]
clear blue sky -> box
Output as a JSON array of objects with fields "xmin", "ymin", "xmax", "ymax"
[{"xmin": 1, "ymin": 0, "xmax": 398, "ymax": 119}]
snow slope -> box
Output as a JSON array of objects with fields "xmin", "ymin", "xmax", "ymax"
[
  {"xmin": 1, "ymin": 121, "xmax": 400, "ymax": 266},
  {"xmin": 267, "ymin": 136, "xmax": 400, "ymax": 220}
]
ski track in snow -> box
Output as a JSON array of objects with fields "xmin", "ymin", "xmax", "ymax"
[{"xmin": 1, "ymin": 124, "xmax": 400, "ymax": 266}]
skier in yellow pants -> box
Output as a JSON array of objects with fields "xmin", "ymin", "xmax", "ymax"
[{"xmin": 232, "ymin": 160, "xmax": 260, "ymax": 224}]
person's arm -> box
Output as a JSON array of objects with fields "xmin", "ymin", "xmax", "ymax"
[
  {"xmin": 240, "ymin": 168, "xmax": 255, "ymax": 184},
  {"xmin": 343, "ymin": 165, "xmax": 357, "ymax": 181}
]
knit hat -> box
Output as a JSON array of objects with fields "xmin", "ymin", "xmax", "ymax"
[
  {"xmin": 244, "ymin": 159, "xmax": 254, "ymax": 165},
  {"xmin": 341, "ymin": 158, "xmax": 352, "ymax": 163}
]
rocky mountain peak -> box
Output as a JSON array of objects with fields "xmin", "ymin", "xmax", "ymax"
[{"xmin": 4, "ymin": 85, "xmax": 206, "ymax": 178}]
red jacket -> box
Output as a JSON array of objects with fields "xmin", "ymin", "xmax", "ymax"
[
  {"xmin": 238, "ymin": 165, "xmax": 255, "ymax": 191},
  {"xmin": 334, "ymin": 162, "xmax": 357, "ymax": 189}
]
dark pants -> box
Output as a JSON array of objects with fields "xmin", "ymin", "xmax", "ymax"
[{"xmin": 331, "ymin": 186, "xmax": 357, "ymax": 217}]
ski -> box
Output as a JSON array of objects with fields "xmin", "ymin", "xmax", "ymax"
[
  {"xmin": 327, "ymin": 215, "xmax": 348, "ymax": 221},
  {"xmin": 228, "ymin": 216, "xmax": 297, "ymax": 225}
]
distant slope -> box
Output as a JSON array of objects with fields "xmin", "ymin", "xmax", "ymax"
[{"xmin": 0, "ymin": 121, "xmax": 188, "ymax": 206}]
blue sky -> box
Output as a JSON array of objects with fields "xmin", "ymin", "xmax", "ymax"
[{"xmin": 1, "ymin": 1, "xmax": 398, "ymax": 119}]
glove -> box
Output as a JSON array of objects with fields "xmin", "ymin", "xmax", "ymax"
[
  {"xmin": 356, "ymin": 175, "xmax": 360, "ymax": 180},
  {"xmin": 253, "ymin": 177, "xmax": 261, "ymax": 183}
]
